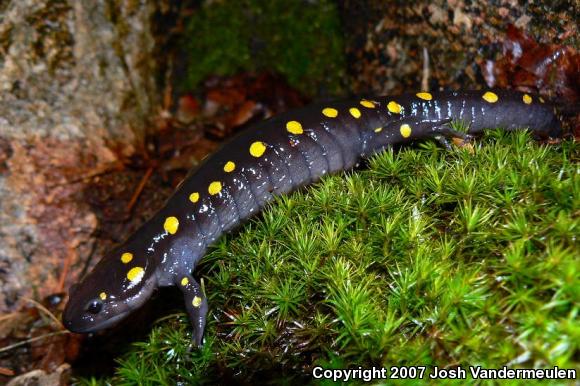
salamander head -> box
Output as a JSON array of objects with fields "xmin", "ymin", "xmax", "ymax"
[{"xmin": 62, "ymin": 247, "xmax": 158, "ymax": 333}]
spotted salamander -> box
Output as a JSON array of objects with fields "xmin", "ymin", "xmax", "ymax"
[{"xmin": 62, "ymin": 90, "xmax": 561, "ymax": 345}]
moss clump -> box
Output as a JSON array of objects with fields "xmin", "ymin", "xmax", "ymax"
[
  {"xmin": 182, "ymin": 0, "xmax": 346, "ymax": 96},
  {"xmin": 79, "ymin": 131, "xmax": 579, "ymax": 384}
]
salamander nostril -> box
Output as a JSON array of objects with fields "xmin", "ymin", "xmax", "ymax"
[{"xmin": 86, "ymin": 300, "xmax": 102, "ymax": 314}]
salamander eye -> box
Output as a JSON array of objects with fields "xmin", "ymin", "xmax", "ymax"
[{"xmin": 86, "ymin": 299, "xmax": 103, "ymax": 314}]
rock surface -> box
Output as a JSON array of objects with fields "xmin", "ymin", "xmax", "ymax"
[
  {"xmin": 6, "ymin": 364, "xmax": 70, "ymax": 386},
  {"xmin": 338, "ymin": 0, "xmax": 578, "ymax": 94},
  {"xmin": 0, "ymin": 0, "xmax": 158, "ymax": 312}
]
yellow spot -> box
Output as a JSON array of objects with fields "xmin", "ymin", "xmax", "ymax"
[
  {"xmin": 189, "ymin": 192, "xmax": 200, "ymax": 203},
  {"xmin": 349, "ymin": 107, "xmax": 361, "ymax": 118},
  {"xmin": 192, "ymin": 296, "xmax": 202, "ymax": 308},
  {"xmin": 416, "ymin": 92, "xmax": 433, "ymax": 101},
  {"xmin": 181, "ymin": 277, "xmax": 189, "ymax": 286},
  {"xmin": 387, "ymin": 101, "xmax": 402, "ymax": 114},
  {"xmin": 322, "ymin": 108, "xmax": 338, "ymax": 118},
  {"xmin": 250, "ymin": 141, "xmax": 266, "ymax": 157},
  {"xmin": 482, "ymin": 91, "xmax": 498, "ymax": 103},
  {"xmin": 164, "ymin": 216, "xmax": 179, "ymax": 234},
  {"xmin": 223, "ymin": 161, "xmax": 236, "ymax": 173},
  {"xmin": 400, "ymin": 123, "xmax": 412, "ymax": 138},
  {"xmin": 539, "ymin": 97, "xmax": 545, "ymax": 103},
  {"xmin": 208, "ymin": 181, "xmax": 222, "ymax": 195},
  {"xmin": 127, "ymin": 266, "xmax": 144, "ymax": 283},
  {"xmin": 374, "ymin": 127, "xmax": 383, "ymax": 133},
  {"xmin": 360, "ymin": 100, "xmax": 376, "ymax": 108},
  {"xmin": 121, "ymin": 252, "xmax": 133, "ymax": 264},
  {"xmin": 99, "ymin": 292, "xmax": 107, "ymax": 300},
  {"xmin": 286, "ymin": 120, "xmax": 303, "ymax": 135},
  {"xmin": 523, "ymin": 94, "xmax": 532, "ymax": 104}
]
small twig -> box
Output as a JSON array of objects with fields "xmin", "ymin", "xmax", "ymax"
[
  {"xmin": 163, "ymin": 55, "xmax": 174, "ymax": 111},
  {"xmin": 22, "ymin": 297, "xmax": 64, "ymax": 330},
  {"xmin": 57, "ymin": 245, "xmax": 75, "ymax": 294},
  {"xmin": 421, "ymin": 47, "xmax": 430, "ymax": 92},
  {"xmin": 46, "ymin": 161, "xmax": 124, "ymax": 188},
  {"xmin": 0, "ymin": 367, "xmax": 15, "ymax": 376},
  {"xmin": 0, "ymin": 313, "xmax": 18, "ymax": 323},
  {"xmin": 153, "ymin": 312, "xmax": 185, "ymax": 325},
  {"xmin": 79, "ymin": 239, "xmax": 98, "ymax": 279},
  {"xmin": 0, "ymin": 331, "xmax": 69, "ymax": 354},
  {"xmin": 126, "ymin": 166, "xmax": 154, "ymax": 212}
]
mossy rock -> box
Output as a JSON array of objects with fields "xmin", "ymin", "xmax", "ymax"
[{"xmin": 182, "ymin": 0, "xmax": 346, "ymax": 96}]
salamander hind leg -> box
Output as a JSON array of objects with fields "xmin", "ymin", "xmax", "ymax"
[
  {"xmin": 366, "ymin": 117, "xmax": 472, "ymax": 156},
  {"xmin": 428, "ymin": 119, "xmax": 475, "ymax": 150},
  {"xmin": 176, "ymin": 273, "xmax": 208, "ymax": 347}
]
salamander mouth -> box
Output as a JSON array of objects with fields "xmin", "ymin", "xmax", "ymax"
[
  {"xmin": 62, "ymin": 274, "xmax": 158, "ymax": 334},
  {"xmin": 63, "ymin": 307, "xmax": 132, "ymax": 334}
]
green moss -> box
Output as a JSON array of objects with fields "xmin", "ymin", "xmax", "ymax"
[
  {"xmin": 182, "ymin": 0, "xmax": 346, "ymax": 96},
  {"xmin": 78, "ymin": 131, "xmax": 579, "ymax": 384}
]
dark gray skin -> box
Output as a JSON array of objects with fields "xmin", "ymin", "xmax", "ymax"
[{"xmin": 62, "ymin": 90, "xmax": 561, "ymax": 346}]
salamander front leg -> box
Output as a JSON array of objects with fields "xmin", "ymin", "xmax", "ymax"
[{"xmin": 176, "ymin": 274, "xmax": 208, "ymax": 347}]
